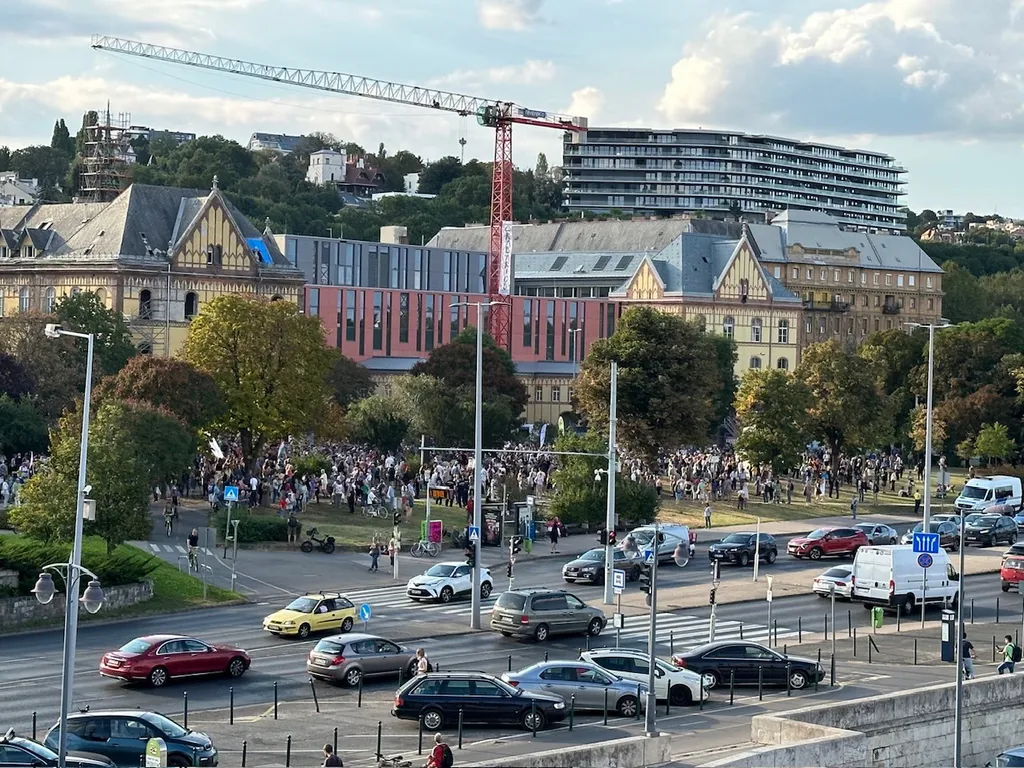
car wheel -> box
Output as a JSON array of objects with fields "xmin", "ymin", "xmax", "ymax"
[
  {"xmin": 889, "ymin": 538, "xmax": 897, "ymax": 545},
  {"xmin": 850, "ymin": 547, "xmax": 860, "ymax": 559},
  {"xmin": 227, "ymin": 657, "xmax": 246, "ymax": 679},
  {"xmin": 587, "ymin": 618, "xmax": 604, "ymax": 637},
  {"xmin": 439, "ymin": 586, "xmax": 454, "ymax": 603},
  {"xmin": 148, "ymin": 666, "xmax": 169, "ymax": 688},
  {"xmin": 480, "ymin": 582, "xmax": 492, "ymax": 600},
  {"xmin": 808, "ymin": 547, "xmax": 823, "ymax": 561},
  {"xmin": 1003, "ymin": 583, "xmax": 1011, "ymax": 593},
  {"xmin": 1012, "ymin": 533, "xmax": 1019, "ymax": 545},
  {"xmin": 616, "ymin": 695, "xmax": 639, "ymax": 718},
  {"xmin": 766, "ymin": 549, "xmax": 777, "ymax": 564},
  {"xmin": 345, "ymin": 667, "xmax": 363, "ymax": 687},
  {"xmin": 341, "ymin": 616, "xmax": 354, "ymax": 632},
  {"xmin": 167, "ymin": 756, "xmax": 189, "ymax": 768},
  {"xmin": 739, "ymin": 553, "xmax": 750, "ymax": 567},
  {"xmin": 297, "ymin": 623, "xmax": 311, "ymax": 639},
  {"xmin": 670, "ymin": 685, "xmax": 693, "ymax": 706},
  {"xmin": 789, "ymin": 670, "xmax": 809, "ymax": 690},
  {"xmin": 521, "ymin": 708, "xmax": 546, "ymax": 731},
  {"xmin": 563, "ymin": 578, "xmax": 574, "ymax": 584},
  {"xmin": 701, "ymin": 670, "xmax": 720, "ymax": 690},
  {"xmin": 987, "ymin": 536, "xmax": 995, "ymax": 548},
  {"xmin": 501, "ymin": 632, "xmax": 513, "ymax": 637},
  {"xmin": 421, "ymin": 708, "xmax": 444, "ymax": 731},
  {"xmin": 534, "ymin": 623, "xmax": 550, "ymax": 642},
  {"xmin": 407, "ymin": 660, "xmax": 419, "ymax": 679}
]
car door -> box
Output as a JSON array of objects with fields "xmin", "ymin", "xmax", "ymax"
[
  {"xmin": 625, "ymin": 655, "xmax": 666, "ymax": 698},
  {"xmin": 574, "ymin": 666, "xmax": 619, "ymax": 709},
  {"xmin": 590, "ymin": 655, "xmax": 636, "ymax": 686},
  {"xmin": 73, "ymin": 717, "xmax": 112, "ymax": 758},
  {"xmin": 468, "ymin": 679, "xmax": 514, "ymax": 722},
  {"xmin": 537, "ymin": 665, "xmax": 577, "ymax": 702},
  {"xmin": 0, "ymin": 745, "xmax": 39, "ymax": 766},
  {"xmin": 156, "ymin": 639, "xmax": 194, "ymax": 676},
  {"xmin": 350, "ymin": 639, "xmax": 381, "ymax": 673},
  {"xmin": 533, "ymin": 594, "xmax": 571, "ymax": 635},
  {"xmin": 564, "ymin": 594, "xmax": 590, "ymax": 634},
  {"xmin": 759, "ymin": 534, "xmax": 774, "ymax": 558},
  {"xmin": 181, "ymin": 638, "xmax": 221, "ymax": 674},
  {"xmin": 438, "ymin": 679, "xmax": 474, "ymax": 723},
  {"xmin": 452, "ymin": 565, "xmax": 472, "ymax": 596},
  {"xmin": 312, "ymin": 599, "xmax": 336, "ymax": 631},
  {"xmin": 1001, "ymin": 517, "xmax": 1016, "ymax": 543},
  {"xmin": 107, "ymin": 717, "xmax": 152, "ymax": 765},
  {"xmin": 371, "ymin": 639, "xmax": 404, "ymax": 675},
  {"xmin": 743, "ymin": 645, "xmax": 783, "ymax": 685},
  {"xmin": 701, "ymin": 645, "xmax": 752, "ymax": 684}
]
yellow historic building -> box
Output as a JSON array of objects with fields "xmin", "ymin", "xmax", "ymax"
[{"xmin": 0, "ymin": 179, "xmax": 304, "ymax": 355}]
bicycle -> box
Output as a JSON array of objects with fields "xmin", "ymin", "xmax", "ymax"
[
  {"xmin": 362, "ymin": 504, "xmax": 388, "ymax": 519},
  {"xmin": 410, "ymin": 539, "xmax": 441, "ymax": 558},
  {"xmin": 164, "ymin": 516, "xmax": 173, "ymax": 537},
  {"xmin": 187, "ymin": 546, "xmax": 198, "ymax": 572},
  {"xmin": 377, "ymin": 755, "xmax": 411, "ymax": 768}
]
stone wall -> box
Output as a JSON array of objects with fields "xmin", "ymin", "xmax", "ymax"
[
  {"xmin": 0, "ymin": 581, "xmax": 153, "ymax": 626},
  {"xmin": 0, "ymin": 568, "xmax": 17, "ymax": 590},
  {"xmin": 701, "ymin": 674, "xmax": 1024, "ymax": 768},
  {"xmin": 464, "ymin": 734, "xmax": 673, "ymax": 768}
]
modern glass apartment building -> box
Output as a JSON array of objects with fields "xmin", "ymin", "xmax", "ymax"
[{"xmin": 563, "ymin": 128, "xmax": 907, "ymax": 234}]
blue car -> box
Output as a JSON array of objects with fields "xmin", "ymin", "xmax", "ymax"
[
  {"xmin": 1013, "ymin": 513, "xmax": 1024, "ymax": 533},
  {"xmin": 45, "ymin": 711, "xmax": 217, "ymax": 767}
]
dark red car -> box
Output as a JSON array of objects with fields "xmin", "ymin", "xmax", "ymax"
[
  {"xmin": 787, "ymin": 527, "xmax": 868, "ymax": 561},
  {"xmin": 100, "ymin": 634, "xmax": 250, "ymax": 688}
]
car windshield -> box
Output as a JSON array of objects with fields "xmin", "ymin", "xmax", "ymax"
[
  {"xmin": 581, "ymin": 550, "xmax": 604, "ymax": 561},
  {"xmin": 118, "ymin": 638, "xmax": 153, "ymax": 654},
  {"xmin": 285, "ymin": 597, "xmax": 317, "ymax": 613},
  {"xmin": 495, "ymin": 593, "xmax": 526, "ymax": 611},
  {"xmin": 961, "ymin": 486, "xmax": 988, "ymax": 499},
  {"xmin": 972, "ymin": 516, "xmax": 1000, "ymax": 527},
  {"xmin": 910, "ymin": 523, "xmax": 943, "ymax": 533},
  {"xmin": 425, "ymin": 565, "xmax": 457, "ymax": 577},
  {"xmin": 965, "ymin": 514, "xmax": 983, "ymax": 524},
  {"xmin": 629, "ymin": 531, "xmax": 654, "ymax": 545},
  {"xmin": 16, "ymin": 738, "xmax": 57, "ymax": 760},
  {"xmin": 721, "ymin": 533, "xmax": 750, "ymax": 544},
  {"xmin": 140, "ymin": 712, "xmax": 188, "ymax": 738},
  {"xmin": 805, "ymin": 528, "xmax": 829, "ymax": 540},
  {"xmin": 823, "ymin": 567, "xmax": 851, "ymax": 578}
]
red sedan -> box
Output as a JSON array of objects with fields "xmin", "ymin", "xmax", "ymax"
[
  {"xmin": 787, "ymin": 527, "xmax": 868, "ymax": 560},
  {"xmin": 100, "ymin": 634, "xmax": 250, "ymax": 688}
]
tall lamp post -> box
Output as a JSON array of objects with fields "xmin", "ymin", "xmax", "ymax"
[
  {"xmin": 37, "ymin": 324, "xmax": 105, "ymax": 768},
  {"xmin": 452, "ymin": 301, "xmax": 508, "ymax": 631},
  {"xmin": 568, "ymin": 327, "xmax": 584, "ymax": 380},
  {"xmin": 905, "ymin": 320, "xmax": 953, "ymax": 529}
]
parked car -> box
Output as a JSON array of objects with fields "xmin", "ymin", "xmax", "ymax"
[
  {"xmin": 0, "ymin": 729, "xmax": 113, "ymax": 768},
  {"xmin": 670, "ymin": 641, "xmax": 824, "ymax": 691},
  {"xmin": 853, "ymin": 523, "xmax": 898, "ymax": 546},
  {"xmin": 1006, "ymin": 542, "xmax": 1024, "ymax": 560},
  {"xmin": 99, "ymin": 635, "xmax": 250, "ymax": 688},
  {"xmin": 262, "ymin": 592, "xmax": 356, "ymax": 639},
  {"xmin": 852, "ymin": 545, "xmax": 960, "ymax": 614},
  {"xmin": 621, "ymin": 524, "xmax": 695, "ymax": 563},
  {"xmin": 900, "ymin": 522, "xmax": 959, "ymax": 551},
  {"xmin": 391, "ymin": 671, "xmax": 566, "ymax": 731},
  {"xmin": 812, "ymin": 565, "xmax": 854, "ymax": 599},
  {"xmin": 1013, "ymin": 512, "xmax": 1024, "ymax": 532},
  {"xmin": 787, "ymin": 527, "xmax": 868, "ymax": 560},
  {"xmin": 955, "ymin": 475, "xmax": 1023, "ymax": 513},
  {"xmin": 306, "ymin": 632, "xmax": 417, "ymax": 687},
  {"xmin": 991, "ymin": 745, "xmax": 1024, "ymax": 767},
  {"xmin": 45, "ymin": 711, "xmax": 216, "ymax": 768},
  {"xmin": 489, "ymin": 589, "xmax": 605, "ymax": 642},
  {"xmin": 562, "ymin": 548, "xmax": 642, "ymax": 584},
  {"xmin": 406, "ymin": 562, "xmax": 493, "ymax": 603},
  {"xmin": 1001, "ymin": 556, "xmax": 1024, "ymax": 593},
  {"xmin": 965, "ymin": 514, "xmax": 1018, "ymax": 547},
  {"xmin": 501, "ymin": 661, "xmax": 646, "ymax": 716},
  {"xmin": 931, "ymin": 514, "xmax": 963, "ymax": 531},
  {"xmin": 708, "ymin": 533, "xmax": 777, "ymax": 567},
  {"xmin": 580, "ymin": 648, "xmax": 706, "ymax": 706}
]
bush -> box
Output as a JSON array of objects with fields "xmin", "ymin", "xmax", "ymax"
[
  {"xmin": 0, "ymin": 536, "xmax": 160, "ymax": 595},
  {"xmin": 213, "ymin": 510, "xmax": 288, "ymax": 543},
  {"xmin": 291, "ymin": 454, "xmax": 332, "ymax": 477}
]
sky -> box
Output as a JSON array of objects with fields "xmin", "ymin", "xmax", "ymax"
[{"xmin": 2, "ymin": 0, "xmax": 1024, "ymax": 216}]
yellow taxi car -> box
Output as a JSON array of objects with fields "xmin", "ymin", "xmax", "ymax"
[{"xmin": 262, "ymin": 592, "xmax": 357, "ymax": 639}]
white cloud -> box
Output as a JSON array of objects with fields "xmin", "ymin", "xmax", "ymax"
[
  {"xmin": 564, "ymin": 87, "xmax": 605, "ymax": 122},
  {"xmin": 656, "ymin": 0, "xmax": 1024, "ymax": 139},
  {"xmin": 429, "ymin": 60, "xmax": 557, "ymax": 91},
  {"xmin": 478, "ymin": 0, "xmax": 543, "ymax": 31}
]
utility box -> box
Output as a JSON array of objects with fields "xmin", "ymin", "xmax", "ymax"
[
  {"xmin": 871, "ymin": 607, "xmax": 884, "ymax": 630},
  {"xmin": 940, "ymin": 608, "xmax": 956, "ymax": 663}
]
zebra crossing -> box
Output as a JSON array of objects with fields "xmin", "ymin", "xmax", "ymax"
[
  {"xmin": 606, "ymin": 612, "xmax": 797, "ymax": 650},
  {"xmin": 145, "ymin": 542, "xmax": 214, "ymax": 556},
  {"xmin": 339, "ymin": 582, "xmax": 507, "ymax": 620}
]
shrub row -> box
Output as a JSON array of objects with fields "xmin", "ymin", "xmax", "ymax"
[
  {"xmin": 0, "ymin": 536, "xmax": 160, "ymax": 596},
  {"xmin": 213, "ymin": 511, "xmax": 289, "ymax": 543}
]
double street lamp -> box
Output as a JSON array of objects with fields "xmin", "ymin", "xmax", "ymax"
[{"xmin": 38, "ymin": 323, "xmax": 105, "ymax": 768}]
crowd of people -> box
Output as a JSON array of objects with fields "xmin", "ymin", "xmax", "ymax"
[{"xmin": 0, "ymin": 452, "xmax": 40, "ymax": 508}]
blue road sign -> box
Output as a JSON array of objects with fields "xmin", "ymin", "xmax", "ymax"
[
  {"xmin": 912, "ymin": 532, "xmax": 940, "ymax": 554},
  {"xmin": 468, "ymin": 526, "xmax": 480, "ymax": 542},
  {"xmin": 917, "ymin": 553, "xmax": 934, "ymax": 569},
  {"xmin": 358, "ymin": 603, "xmax": 372, "ymax": 622},
  {"xmin": 223, "ymin": 486, "xmax": 239, "ymax": 502},
  {"xmin": 612, "ymin": 569, "xmax": 626, "ymax": 592},
  {"xmin": 644, "ymin": 549, "xmax": 655, "ymax": 564}
]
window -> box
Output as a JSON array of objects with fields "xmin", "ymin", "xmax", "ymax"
[
  {"xmin": 897, "ymin": 274, "xmax": 904, "ymax": 287},
  {"xmin": 606, "ymin": 303, "xmax": 616, "ymax": 337},
  {"xmin": 372, "ymin": 292, "xmax": 382, "ymax": 350},
  {"xmin": 739, "ymin": 279, "xmax": 749, "ymax": 301},
  {"xmin": 820, "ymin": 268, "xmax": 826, "ymax": 281},
  {"xmin": 819, "ymin": 317, "xmax": 827, "ymax": 334},
  {"xmin": 833, "ymin": 269, "xmax": 840, "ymax": 283},
  {"xmin": 545, "ymin": 301, "xmax": 555, "ymax": 361},
  {"xmin": 749, "ymin": 356, "xmax": 762, "ymax": 369},
  {"xmin": 399, "ymin": 293, "xmax": 409, "ymax": 343},
  {"xmin": 723, "ymin": 316, "xmax": 735, "ymax": 339},
  {"xmin": 551, "ymin": 386, "xmax": 562, "ymax": 403},
  {"xmin": 43, "ymin": 286, "xmax": 55, "ymax": 314},
  {"xmin": 806, "ymin": 268, "xmax": 813, "ymax": 280},
  {"xmin": 534, "ymin": 387, "xmax": 543, "ymax": 402},
  {"xmin": 885, "ymin": 274, "xmax": 892, "ymax": 286},
  {"xmin": 751, "ymin": 317, "xmax": 762, "ymax": 343},
  {"xmin": 910, "ymin": 297, "xmax": 917, "ymax": 309},
  {"xmin": 848, "ymin": 270, "xmax": 854, "ymax": 283},
  {"xmin": 139, "ymin": 289, "xmax": 152, "ymax": 318},
  {"xmin": 909, "ymin": 275, "xmax": 916, "ymax": 287},
  {"xmin": 861, "ymin": 273, "xmax": 867, "ymax": 285},
  {"xmin": 774, "ymin": 266, "xmax": 781, "ymax": 279},
  {"xmin": 792, "ymin": 267, "xmax": 799, "ymax": 279},
  {"xmin": 926, "ymin": 276, "xmax": 933, "ymax": 288},
  {"xmin": 425, "ymin": 295, "xmax": 435, "ymax": 351},
  {"xmin": 928, "ymin": 297, "xmax": 934, "ymax": 310},
  {"xmin": 523, "ymin": 301, "xmax": 533, "ymax": 348},
  {"xmin": 777, "ymin": 357, "xmax": 788, "ymax": 370},
  {"xmin": 450, "ymin": 299, "xmax": 460, "ymax": 341},
  {"xmin": 185, "ymin": 292, "xmax": 198, "ymax": 319},
  {"xmin": 777, "ymin": 319, "xmax": 790, "ymax": 344},
  {"xmin": 873, "ymin": 273, "xmax": 879, "ymax": 285},
  {"xmin": 345, "ymin": 290, "xmax": 356, "ymax": 342}
]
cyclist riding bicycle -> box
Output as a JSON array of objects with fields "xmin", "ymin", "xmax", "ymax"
[
  {"xmin": 163, "ymin": 507, "xmax": 174, "ymax": 536},
  {"xmin": 187, "ymin": 528, "xmax": 200, "ymax": 571}
]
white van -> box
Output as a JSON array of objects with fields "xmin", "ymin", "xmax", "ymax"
[
  {"xmin": 622, "ymin": 524, "xmax": 695, "ymax": 564},
  {"xmin": 852, "ymin": 545, "xmax": 960, "ymax": 614},
  {"xmin": 954, "ymin": 475, "xmax": 1023, "ymax": 513}
]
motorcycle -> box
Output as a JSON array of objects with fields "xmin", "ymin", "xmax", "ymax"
[{"xmin": 300, "ymin": 526, "xmax": 336, "ymax": 554}]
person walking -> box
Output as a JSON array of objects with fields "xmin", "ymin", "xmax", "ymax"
[
  {"xmin": 388, "ymin": 535, "xmax": 398, "ymax": 573},
  {"xmin": 548, "ymin": 518, "xmax": 561, "ymax": 554},
  {"xmin": 322, "ymin": 744, "xmax": 342, "ymax": 767},
  {"xmin": 913, "ymin": 489, "xmax": 922, "ymax": 516},
  {"xmin": 850, "ymin": 496, "xmax": 859, "ymax": 520},
  {"xmin": 368, "ymin": 540, "xmax": 381, "ymax": 572},
  {"xmin": 998, "ymin": 635, "xmax": 1018, "ymax": 674},
  {"xmin": 415, "ymin": 647, "xmax": 431, "ymax": 675},
  {"xmin": 703, "ymin": 503, "xmax": 712, "ymax": 529},
  {"xmin": 961, "ymin": 632, "xmax": 976, "ymax": 680}
]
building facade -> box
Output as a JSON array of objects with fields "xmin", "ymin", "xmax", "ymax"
[
  {"xmin": 563, "ymin": 127, "xmax": 906, "ymax": 234},
  {"xmin": 0, "ymin": 181, "xmax": 304, "ymax": 355},
  {"xmin": 247, "ymin": 133, "xmax": 304, "ymax": 154},
  {"xmin": 0, "ymin": 173, "xmax": 39, "ymax": 207}
]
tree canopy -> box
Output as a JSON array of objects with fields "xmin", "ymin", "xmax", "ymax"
[
  {"xmin": 734, "ymin": 369, "xmax": 812, "ymax": 472},
  {"xmin": 54, "ymin": 292, "xmax": 136, "ymax": 377},
  {"xmin": 326, "ymin": 352, "xmax": 377, "ymax": 410}
]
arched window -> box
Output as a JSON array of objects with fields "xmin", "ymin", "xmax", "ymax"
[
  {"xmin": 43, "ymin": 287, "xmax": 56, "ymax": 314},
  {"xmin": 18, "ymin": 287, "xmax": 29, "ymax": 313},
  {"xmin": 751, "ymin": 317, "xmax": 763, "ymax": 343},
  {"xmin": 185, "ymin": 292, "xmax": 199, "ymax": 320},
  {"xmin": 777, "ymin": 357, "xmax": 789, "ymax": 371},
  {"xmin": 722, "ymin": 316, "xmax": 735, "ymax": 339},
  {"xmin": 139, "ymin": 289, "xmax": 152, "ymax": 319},
  {"xmin": 138, "ymin": 342, "xmax": 153, "ymax": 356},
  {"xmin": 95, "ymin": 287, "xmax": 109, "ymax": 308},
  {"xmin": 749, "ymin": 356, "xmax": 762, "ymax": 370}
]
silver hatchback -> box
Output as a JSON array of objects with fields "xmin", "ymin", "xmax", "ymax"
[
  {"xmin": 501, "ymin": 661, "xmax": 647, "ymax": 716},
  {"xmin": 306, "ymin": 632, "xmax": 417, "ymax": 687},
  {"xmin": 489, "ymin": 589, "xmax": 606, "ymax": 642}
]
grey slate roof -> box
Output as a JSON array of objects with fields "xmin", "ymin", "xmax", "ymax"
[
  {"xmin": 515, "ymin": 361, "xmax": 579, "ymax": 376},
  {"xmin": 514, "ymin": 251, "xmax": 644, "ymax": 279},
  {"xmin": 361, "ymin": 356, "xmax": 424, "ymax": 372}
]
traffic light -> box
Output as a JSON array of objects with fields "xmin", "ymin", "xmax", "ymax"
[
  {"xmin": 393, "ymin": 509, "xmax": 401, "ymax": 526},
  {"xmin": 506, "ymin": 562, "xmax": 513, "ymax": 578},
  {"xmin": 465, "ymin": 547, "xmax": 475, "ymax": 567},
  {"xmin": 709, "ymin": 586, "xmax": 717, "ymax": 606},
  {"xmin": 639, "ymin": 563, "xmax": 652, "ymax": 595},
  {"xmin": 598, "ymin": 529, "xmax": 608, "ymax": 546},
  {"xmin": 511, "ymin": 536, "xmax": 523, "ymax": 555},
  {"xmin": 608, "ymin": 530, "xmax": 617, "ymax": 547}
]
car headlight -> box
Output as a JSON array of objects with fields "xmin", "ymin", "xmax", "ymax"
[
  {"xmin": 553, "ymin": 702, "xmax": 565, "ymax": 710},
  {"xmin": 283, "ymin": 620, "xmax": 295, "ymax": 626}
]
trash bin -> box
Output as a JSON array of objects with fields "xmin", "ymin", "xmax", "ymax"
[
  {"xmin": 871, "ymin": 607, "xmax": 884, "ymax": 630},
  {"xmin": 940, "ymin": 608, "xmax": 956, "ymax": 663}
]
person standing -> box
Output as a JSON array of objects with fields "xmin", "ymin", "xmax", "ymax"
[
  {"xmin": 388, "ymin": 535, "xmax": 398, "ymax": 573},
  {"xmin": 368, "ymin": 540, "xmax": 381, "ymax": 572},
  {"xmin": 703, "ymin": 503, "xmax": 712, "ymax": 529},
  {"xmin": 287, "ymin": 512, "xmax": 301, "ymax": 545},
  {"xmin": 321, "ymin": 744, "xmax": 342, "ymax": 767},
  {"xmin": 961, "ymin": 633, "xmax": 976, "ymax": 679},
  {"xmin": 415, "ymin": 647, "xmax": 431, "ymax": 675},
  {"xmin": 850, "ymin": 496, "xmax": 859, "ymax": 520},
  {"xmin": 999, "ymin": 635, "xmax": 1017, "ymax": 674},
  {"xmin": 548, "ymin": 518, "xmax": 561, "ymax": 554}
]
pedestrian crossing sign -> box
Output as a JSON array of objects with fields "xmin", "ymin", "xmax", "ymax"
[
  {"xmin": 468, "ymin": 526, "xmax": 480, "ymax": 542},
  {"xmin": 223, "ymin": 486, "xmax": 239, "ymax": 502}
]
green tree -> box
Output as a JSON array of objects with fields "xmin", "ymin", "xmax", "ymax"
[
  {"xmin": 50, "ymin": 119, "xmax": 75, "ymax": 160},
  {"xmin": 417, "ymin": 156, "xmax": 464, "ymax": 195},
  {"xmin": 346, "ymin": 395, "xmax": 410, "ymax": 453},
  {"xmin": 0, "ymin": 146, "xmax": 10, "ymax": 171},
  {"xmin": 182, "ymin": 295, "xmax": 335, "ymax": 466},
  {"xmin": 795, "ymin": 341, "xmax": 887, "ymax": 467},
  {"xmin": 0, "ymin": 395, "xmax": 48, "ymax": 455},
  {"xmin": 0, "ymin": 313, "xmax": 82, "ymax": 422},
  {"xmin": 941, "ymin": 261, "xmax": 988, "ymax": 323},
  {"xmin": 975, "ymin": 422, "xmax": 1017, "ymax": 465},
  {"xmin": 393, "ymin": 374, "xmax": 474, "ymax": 448},
  {"xmin": 956, "ymin": 436, "xmax": 976, "ymax": 463},
  {"xmin": 909, "ymin": 406, "xmax": 948, "ymax": 453},
  {"xmin": 575, "ymin": 307, "xmax": 724, "ymax": 456},
  {"xmin": 734, "ymin": 369, "xmax": 812, "ymax": 472},
  {"xmin": 0, "ymin": 351, "xmax": 35, "ymax": 400},
  {"xmin": 54, "ymin": 292, "xmax": 136, "ymax": 377},
  {"xmin": 326, "ymin": 352, "xmax": 376, "ymax": 409},
  {"xmin": 858, "ymin": 328, "xmax": 926, "ymax": 440}
]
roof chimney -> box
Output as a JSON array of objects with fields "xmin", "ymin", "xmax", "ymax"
[{"xmin": 380, "ymin": 225, "xmax": 409, "ymax": 245}]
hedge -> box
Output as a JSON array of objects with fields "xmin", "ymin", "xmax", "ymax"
[
  {"xmin": 213, "ymin": 510, "xmax": 289, "ymax": 543},
  {"xmin": 0, "ymin": 536, "xmax": 160, "ymax": 596}
]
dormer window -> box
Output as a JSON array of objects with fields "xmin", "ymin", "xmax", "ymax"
[
  {"xmin": 22, "ymin": 246, "xmax": 33, "ymax": 258},
  {"xmin": 739, "ymin": 279, "xmax": 749, "ymax": 302}
]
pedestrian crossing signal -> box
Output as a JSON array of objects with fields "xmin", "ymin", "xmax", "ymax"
[
  {"xmin": 393, "ymin": 510, "xmax": 401, "ymax": 526},
  {"xmin": 608, "ymin": 530, "xmax": 616, "ymax": 546},
  {"xmin": 709, "ymin": 587, "xmax": 717, "ymax": 606},
  {"xmin": 598, "ymin": 529, "xmax": 608, "ymax": 546},
  {"xmin": 639, "ymin": 564, "xmax": 652, "ymax": 595},
  {"xmin": 506, "ymin": 563, "xmax": 513, "ymax": 578},
  {"xmin": 465, "ymin": 548, "xmax": 475, "ymax": 567},
  {"xmin": 510, "ymin": 536, "xmax": 523, "ymax": 555}
]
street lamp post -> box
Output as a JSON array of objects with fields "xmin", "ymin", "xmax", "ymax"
[
  {"xmin": 39, "ymin": 324, "xmax": 105, "ymax": 768},
  {"xmin": 569, "ymin": 327, "xmax": 584, "ymax": 379},
  {"xmin": 953, "ymin": 500, "xmax": 967, "ymax": 768},
  {"xmin": 452, "ymin": 301, "xmax": 507, "ymax": 631},
  {"xmin": 603, "ymin": 362, "xmax": 618, "ymax": 606}
]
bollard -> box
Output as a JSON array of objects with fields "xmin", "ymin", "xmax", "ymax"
[
  {"xmin": 274, "ymin": 681, "xmax": 279, "ymax": 720},
  {"xmin": 699, "ymin": 678, "xmax": 705, "ymax": 711},
  {"xmin": 758, "ymin": 666, "xmax": 764, "ymax": 701},
  {"xmin": 418, "ymin": 714, "xmax": 424, "ymax": 755},
  {"xmin": 665, "ymin": 686, "xmax": 671, "ymax": 716},
  {"xmin": 435, "ymin": 662, "xmax": 440, "ymax": 673},
  {"xmin": 997, "ymin": 597, "xmax": 1001, "ymax": 624},
  {"xmin": 635, "ymin": 683, "xmax": 642, "ymax": 720},
  {"xmin": 971, "ymin": 599, "xmax": 975, "ymax": 625},
  {"xmin": 309, "ymin": 676, "xmax": 320, "ymax": 714},
  {"xmin": 853, "ymin": 627, "xmax": 857, "ymax": 657},
  {"xmin": 376, "ymin": 721, "xmax": 382, "ymax": 761},
  {"xmin": 358, "ymin": 676, "xmax": 363, "ymax": 708},
  {"xmin": 824, "ymin": 614, "xmax": 829, "ymax": 641},
  {"xmin": 739, "ymin": 623, "xmax": 743, "ymax": 640},
  {"xmin": 586, "ymin": 633, "xmax": 591, "ymax": 651},
  {"xmin": 897, "ymin": 603, "xmax": 901, "ymax": 632},
  {"xmin": 730, "ymin": 670, "xmax": 735, "ymax": 705},
  {"xmin": 229, "ymin": 687, "xmax": 234, "ymax": 725},
  {"xmin": 333, "ymin": 727, "xmax": 338, "ymax": 754},
  {"xmin": 183, "ymin": 692, "xmax": 188, "ymax": 729},
  {"xmin": 508, "ymin": 654, "xmax": 513, "ymax": 672},
  {"xmin": 915, "ymin": 638, "xmax": 918, "ymax": 665},
  {"xmin": 848, "ymin": 609, "xmax": 852, "ymax": 638},
  {"xmin": 603, "ymin": 689, "xmax": 609, "ymax": 725},
  {"xmin": 670, "ymin": 630, "xmax": 675, "ymax": 656},
  {"xmin": 532, "ymin": 699, "xmax": 538, "ymax": 738},
  {"xmin": 569, "ymin": 695, "xmax": 575, "ymax": 731},
  {"xmin": 869, "ymin": 640, "xmax": 872, "ymax": 664},
  {"xmin": 285, "ymin": 736, "xmax": 291, "ymax": 768},
  {"xmin": 786, "ymin": 663, "xmax": 792, "ymax": 697},
  {"xmin": 458, "ymin": 708, "xmax": 465, "ymax": 749},
  {"xmin": 544, "ymin": 651, "xmax": 549, "ymax": 663},
  {"xmin": 398, "ymin": 664, "xmax": 404, "ymax": 688},
  {"xmin": 774, "ymin": 619, "xmax": 778, "ymax": 646},
  {"xmin": 241, "ymin": 741, "xmax": 247, "ymax": 768},
  {"xmin": 784, "ymin": 644, "xmax": 788, "ymax": 656},
  {"xmin": 830, "ymin": 654, "xmax": 836, "ymax": 686},
  {"xmin": 993, "ymin": 636, "xmax": 998, "ymax": 663},
  {"xmin": 798, "ymin": 616, "xmax": 802, "ymax": 644},
  {"xmin": 31, "ymin": 712, "xmax": 36, "ymax": 740}
]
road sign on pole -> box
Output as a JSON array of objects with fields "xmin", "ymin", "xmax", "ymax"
[
  {"xmin": 766, "ymin": 575, "xmax": 774, "ymax": 603},
  {"xmin": 359, "ymin": 603, "xmax": 371, "ymax": 631},
  {"xmin": 912, "ymin": 532, "xmax": 940, "ymax": 554},
  {"xmin": 468, "ymin": 526, "xmax": 480, "ymax": 542},
  {"xmin": 223, "ymin": 486, "xmax": 239, "ymax": 503},
  {"xmin": 613, "ymin": 570, "xmax": 626, "ymax": 594},
  {"xmin": 917, "ymin": 553, "xmax": 934, "ymax": 569}
]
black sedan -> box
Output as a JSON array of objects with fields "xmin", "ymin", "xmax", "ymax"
[
  {"xmin": 670, "ymin": 641, "xmax": 824, "ymax": 691},
  {"xmin": 853, "ymin": 523, "xmax": 898, "ymax": 545},
  {"xmin": 0, "ymin": 729, "xmax": 113, "ymax": 768},
  {"xmin": 708, "ymin": 532, "xmax": 777, "ymax": 567},
  {"xmin": 562, "ymin": 548, "xmax": 642, "ymax": 584},
  {"xmin": 391, "ymin": 671, "xmax": 566, "ymax": 731},
  {"xmin": 965, "ymin": 514, "xmax": 1018, "ymax": 547}
]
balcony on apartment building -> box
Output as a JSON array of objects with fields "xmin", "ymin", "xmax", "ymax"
[{"xmin": 803, "ymin": 299, "xmax": 851, "ymax": 312}]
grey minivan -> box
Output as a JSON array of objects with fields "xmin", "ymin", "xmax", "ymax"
[{"xmin": 489, "ymin": 589, "xmax": 605, "ymax": 642}]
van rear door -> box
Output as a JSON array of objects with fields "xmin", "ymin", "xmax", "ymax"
[{"xmin": 852, "ymin": 547, "xmax": 893, "ymax": 604}]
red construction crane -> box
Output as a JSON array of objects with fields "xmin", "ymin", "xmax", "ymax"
[{"xmin": 90, "ymin": 35, "xmax": 588, "ymax": 350}]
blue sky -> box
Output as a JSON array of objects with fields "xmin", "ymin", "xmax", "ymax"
[{"xmin": 3, "ymin": 0, "xmax": 1023, "ymax": 216}]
